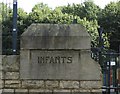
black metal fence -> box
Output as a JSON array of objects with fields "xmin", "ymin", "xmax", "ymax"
[
  {"xmin": 2, "ymin": 32, "xmax": 20, "ymax": 55},
  {"xmin": 91, "ymin": 47, "xmax": 120, "ymax": 94}
]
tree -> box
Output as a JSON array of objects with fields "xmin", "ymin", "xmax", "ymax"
[
  {"xmin": 0, "ymin": 2, "xmax": 11, "ymax": 22},
  {"xmin": 28, "ymin": 3, "xmax": 52, "ymax": 23},
  {"xmin": 2, "ymin": 6, "xmax": 28, "ymax": 54},
  {"xmin": 0, "ymin": 3, "xmax": 2, "ymax": 22},
  {"xmin": 27, "ymin": 3, "xmax": 99, "ymax": 47},
  {"xmin": 99, "ymin": 1, "xmax": 120, "ymax": 51},
  {"xmin": 81, "ymin": 1, "xmax": 101, "ymax": 20},
  {"xmin": 17, "ymin": 8, "xmax": 28, "ymax": 34},
  {"xmin": 43, "ymin": 7, "xmax": 75, "ymax": 24},
  {"xmin": 28, "ymin": 3, "xmax": 75, "ymax": 24},
  {"xmin": 77, "ymin": 17, "xmax": 99, "ymax": 47},
  {"xmin": 62, "ymin": 3, "xmax": 82, "ymax": 17},
  {"xmin": 2, "ymin": 2, "xmax": 110, "ymax": 54},
  {"xmin": 61, "ymin": 1, "xmax": 101, "ymax": 21}
]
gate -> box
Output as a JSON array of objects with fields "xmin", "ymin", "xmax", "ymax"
[
  {"xmin": 91, "ymin": 48, "xmax": 120, "ymax": 94},
  {"xmin": 91, "ymin": 28, "xmax": 120, "ymax": 94},
  {"xmin": 91, "ymin": 27, "xmax": 120, "ymax": 94},
  {"xmin": 102, "ymin": 52, "xmax": 120, "ymax": 94}
]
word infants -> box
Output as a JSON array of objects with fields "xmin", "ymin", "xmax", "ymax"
[{"xmin": 38, "ymin": 56, "xmax": 72, "ymax": 64}]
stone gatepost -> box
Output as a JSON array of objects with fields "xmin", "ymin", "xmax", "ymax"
[
  {"xmin": 1, "ymin": 24, "xmax": 102, "ymax": 94},
  {"xmin": 20, "ymin": 24, "xmax": 102, "ymax": 93}
]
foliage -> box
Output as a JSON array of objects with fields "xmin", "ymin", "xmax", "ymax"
[
  {"xmin": 2, "ymin": 1, "xmax": 120, "ymax": 54},
  {"xmin": 17, "ymin": 8, "xmax": 28, "ymax": 34},
  {"xmin": 2, "ymin": 6, "xmax": 28, "ymax": 54},
  {"xmin": 98, "ymin": 1, "xmax": 120, "ymax": 51},
  {"xmin": 43, "ymin": 8, "xmax": 75, "ymax": 24},
  {"xmin": 28, "ymin": 3, "xmax": 52, "ymax": 24},
  {"xmin": 27, "ymin": 3, "xmax": 100, "ymax": 47},
  {"xmin": 61, "ymin": 1, "xmax": 101, "ymax": 21},
  {"xmin": 81, "ymin": 1, "xmax": 101, "ymax": 20},
  {"xmin": 62, "ymin": 4, "xmax": 82, "ymax": 17},
  {"xmin": 0, "ymin": 3, "xmax": 2, "ymax": 22},
  {"xmin": 77, "ymin": 17, "xmax": 99, "ymax": 46}
]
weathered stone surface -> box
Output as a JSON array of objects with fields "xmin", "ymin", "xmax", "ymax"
[
  {"xmin": 29, "ymin": 89, "xmax": 52, "ymax": 94},
  {"xmin": 91, "ymin": 89, "xmax": 102, "ymax": 93},
  {"xmin": 1, "ymin": 24, "xmax": 102, "ymax": 93},
  {"xmin": 45, "ymin": 81, "xmax": 59, "ymax": 88},
  {"xmin": 21, "ymin": 50, "xmax": 80, "ymax": 80},
  {"xmin": 0, "ymin": 64, "xmax": 2, "ymax": 71},
  {"xmin": 53, "ymin": 89, "xmax": 71, "ymax": 94},
  {"xmin": 29, "ymin": 89, "xmax": 44, "ymax": 93},
  {"xmin": 0, "ymin": 90, "xmax": 2, "ymax": 94},
  {"xmin": 20, "ymin": 50, "xmax": 101, "ymax": 80},
  {"xmin": 4, "ymin": 72, "xmax": 19, "ymax": 79},
  {"xmin": 30, "ymin": 89, "xmax": 44, "ymax": 93},
  {"xmin": 22, "ymin": 80, "xmax": 44, "ymax": 89},
  {"xmin": 20, "ymin": 24, "xmax": 101, "ymax": 81},
  {"xmin": 72, "ymin": 89, "xmax": 94, "ymax": 94},
  {"xmin": 5, "ymin": 80, "xmax": 21, "ymax": 88},
  {"xmin": 0, "ymin": 56, "xmax": 2, "ymax": 69},
  {"xmin": 72, "ymin": 89, "xmax": 91, "ymax": 92},
  {"xmin": 0, "ymin": 71, "xmax": 3, "ymax": 79},
  {"xmin": 60, "ymin": 81, "xmax": 79, "ymax": 89},
  {"xmin": 0, "ymin": 55, "xmax": 2, "ymax": 92},
  {"xmin": 0, "ymin": 55, "xmax": 2, "ymax": 80},
  {"xmin": 21, "ymin": 24, "xmax": 90, "ymax": 50},
  {"xmin": 80, "ymin": 81, "xmax": 102, "ymax": 89},
  {"xmin": 2, "ymin": 55, "xmax": 19, "ymax": 72},
  {"xmin": 2, "ymin": 89, "xmax": 14, "ymax": 94},
  {"xmin": 15, "ymin": 89, "xmax": 28, "ymax": 94},
  {"xmin": 0, "ymin": 80, "xmax": 3, "ymax": 89}
]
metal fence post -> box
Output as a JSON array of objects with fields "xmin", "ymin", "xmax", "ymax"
[{"xmin": 12, "ymin": 0, "xmax": 17, "ymax": 54}]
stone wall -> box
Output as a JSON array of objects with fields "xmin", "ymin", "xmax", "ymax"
[
  {"xmin": 1, "ymin": 55, "xmax": 102, "ymax": 94},
  {"xmin": 0, "ymin": 55, "xmax": 3, "ymax": 94},
  {"xmin": 1, "ymin": 24, "xmax": 102, "ymax": 94},
  {"xmin": 0, "ymin": 23, "xmax": 3, "ymax": 94}
]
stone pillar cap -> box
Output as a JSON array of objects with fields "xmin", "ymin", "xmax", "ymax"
[{"xmin": 21, "ymin": 24, "xmax": 91, "ymax": 50}]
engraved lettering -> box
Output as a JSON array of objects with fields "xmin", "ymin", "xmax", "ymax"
[
  {"xmin": 67, "ymin": 57, "xmax": 72, "ymax": 63},
  {"xmin": 61, "ymin": 57, "xmax": 66, "ymax": 63},
  {"xmin": 45, "ymin": 56, "xmax": 49, "ymax": 63},
  {"xmin": 38, "ymin": 57, "xmax": 40, "ymax": 63},
  {"xmin": 55, "ymin": 56, "xmax": 60, "ymax": 63},
  {"xmin": 49, "ymin": 57, "xmax": 55, "ymax": 63},
  {"xmin": 38, "ymin": 56, "xmax": 72, "ymax": 63},
  {"xmin": 38, "ymin": 57, "xmax": 44, "ymax": 63}
]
